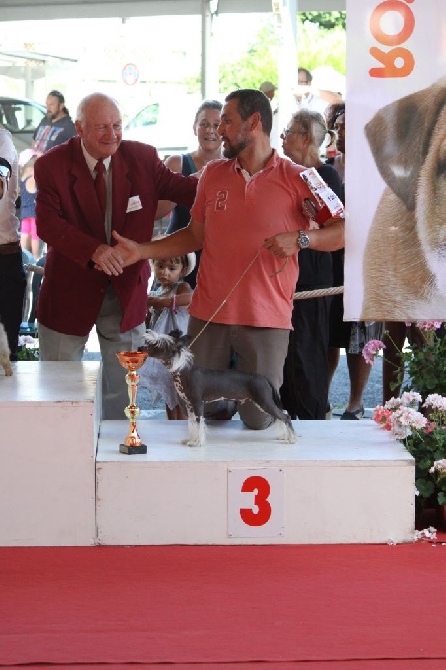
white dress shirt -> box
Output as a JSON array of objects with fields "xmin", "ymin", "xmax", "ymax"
[{"xmin": 0, "ymin": 128, "xmax": 19, "ymax": 244}]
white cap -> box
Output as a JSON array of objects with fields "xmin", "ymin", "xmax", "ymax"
[
  {"xmin": 183, "ymin": 252, "xmax": 196, "ymax": 276},
  {"xmin": 18, "ymin": 148, "xmax": 39, "ymax": 168},
  {"xmin": 259, "ymin": 81, "xmax": 276, "ymax": 94}
]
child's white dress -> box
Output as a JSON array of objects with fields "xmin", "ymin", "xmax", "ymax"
[{"xmin": 139, "ymin": 281, "xmax": 189, "ymax": 410}]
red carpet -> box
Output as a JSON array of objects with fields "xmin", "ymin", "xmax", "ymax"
[{"xmin": 1, "ymin": 542, "xmax": 446, "ymax": 668}]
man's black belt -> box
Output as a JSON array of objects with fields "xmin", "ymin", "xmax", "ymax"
[{"xmin": 0, "ymin": 240, "xmax": 21, "ymax": 255}]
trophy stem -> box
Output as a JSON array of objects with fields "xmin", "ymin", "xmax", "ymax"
[{"xmin": 116, "ymin": 351, "xmax": 148, "ymax": 455}]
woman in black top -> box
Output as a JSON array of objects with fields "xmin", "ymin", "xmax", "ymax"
[{"xmin": 279, "ymin": 109, "xmax": 343, "ymax": 420}]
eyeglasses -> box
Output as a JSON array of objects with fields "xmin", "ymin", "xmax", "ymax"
[{"xmin": 281, "ymin": 128, "xmax": 306, "ymax": 138}]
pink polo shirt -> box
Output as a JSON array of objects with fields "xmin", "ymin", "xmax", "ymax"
[{"xmin": 189, "ymin": 151, "xmax": 313, "ymax": 329}]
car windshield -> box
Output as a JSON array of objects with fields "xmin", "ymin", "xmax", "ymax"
[
  {"xmin": 125, "ymin": 103, "xmax": 159, "ymax": 130},
  {"xmin": 0, "ymin": 100, "xmax": 45, "ymax": 133}
]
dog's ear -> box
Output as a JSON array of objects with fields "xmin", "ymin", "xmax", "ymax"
[
  {"xmin": 168, "ymin": 330, "xmax": 192, "ymax": 348},
  {"xmin": 168, "ymin": 329, "xmax": 182, "ymax": 340},
  {"xmin": 168, "ymin": 329, "xmax": 192, "ymax": 347},
  {"xmin": 365, "ymin": 80, "xmax": 446, "ymax": 211},
  {"xmin": 180, "ymin": 333, "xmax": 192, "ymax": 347}
]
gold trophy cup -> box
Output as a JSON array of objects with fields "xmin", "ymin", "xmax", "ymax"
[{"xmin": 116, "ymin": 351, "xmax": 149, "ymax": 454}]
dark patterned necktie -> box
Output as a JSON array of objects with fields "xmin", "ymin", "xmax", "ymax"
[{"xmin": 94, "ymin": 160, "xmax": 106, "ymax": 216}]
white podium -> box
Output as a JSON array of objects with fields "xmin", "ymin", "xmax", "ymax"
[
  {"xmin": 0, "ymin": 362, "xmax": 415, "ymax": 546},
  {"xmin": 96, "ymin": 419, "xmax": 415, "ymax": 545},
  {"xmin": 0, "ymin": 362, "xmax": 100, "ymax": 546}
]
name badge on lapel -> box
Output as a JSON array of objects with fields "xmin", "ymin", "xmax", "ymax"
[{"xmin": 126, "ymin": 195, "xmax": 142, "ymax": 213}]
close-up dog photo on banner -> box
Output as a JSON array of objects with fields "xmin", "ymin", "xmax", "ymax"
[{"xmin": 344, "ymin": 0, "xmax": 446, "ymax": 321}]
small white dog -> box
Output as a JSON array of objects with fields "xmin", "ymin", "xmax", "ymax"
[{"xmin": 0, "ymin": 322, "xmax": 12, "ymax": 376}]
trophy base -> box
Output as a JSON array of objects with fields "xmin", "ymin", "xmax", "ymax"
[{"xmin": 119, "ymin": 443, "xmax": 147, "ymax": 455}]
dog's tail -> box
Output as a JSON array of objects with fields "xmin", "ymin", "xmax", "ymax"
[
  {"xmin": 267, "ymin": 378, "xmax": 296, "ymax": 443},
  {"xmin": 268, "ymin": 379, "xmax": 285, "ymax": 410}
]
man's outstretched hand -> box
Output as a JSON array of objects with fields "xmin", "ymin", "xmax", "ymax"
[
  {"xmin": 111, "ymin": 230, "xmax": 143, "ymax": 268},
  {"xmin": 93, "ymin": 233, "xmax": 143, "ymax": 275}
]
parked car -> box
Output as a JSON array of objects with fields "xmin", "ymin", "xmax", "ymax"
[
  {"xmin": 0, "ymin": 96, "xmax": 46, "ymax": 154},
  {"xmin": 123, "ymin": 95, "xmax": 203, "ymax": 159}
]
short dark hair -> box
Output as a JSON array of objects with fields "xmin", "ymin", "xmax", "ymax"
[
  {"xmin": 225, "ymin": 89, "xmax": 272, "ymax": 136},
  {"xmin": 298, "ymin": 67, "xmax": 313, "ymax": 84},
  {"xmin": 193, "ymin": 99, "xmax": 222, "ymax": 126}
]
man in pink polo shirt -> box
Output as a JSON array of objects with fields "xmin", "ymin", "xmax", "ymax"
[{"xmin": 112, "ymin": 89, "xmax": 344, "ymax": 430}]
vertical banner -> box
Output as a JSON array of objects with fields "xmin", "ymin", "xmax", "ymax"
[{"xmin": 345, "ymin": 1, "xmax": 446, "ymax": 321}]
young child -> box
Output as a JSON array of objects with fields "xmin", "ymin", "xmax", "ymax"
[
  {"xmin": 140, "ymin": 251, "xmax": 196, "ymax": 420},
  {"xmin": 19, "ymin": 154, "xmax": 41, "ymax": 260}
]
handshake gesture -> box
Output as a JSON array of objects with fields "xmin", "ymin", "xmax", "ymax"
[{"xmin": 92, "ymin": 231, "xmax": 143, "ymax": 276}]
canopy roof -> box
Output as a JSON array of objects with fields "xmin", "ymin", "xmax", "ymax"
[{"xmin": 0, "ymin": 0, "xmax": 345, "ymax": 21}]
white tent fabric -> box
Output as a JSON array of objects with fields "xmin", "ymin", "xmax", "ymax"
[{"xmin": 0, "ymin": 0, "xmax": 345, "ymax": 22}]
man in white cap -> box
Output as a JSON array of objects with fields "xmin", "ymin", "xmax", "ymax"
[{"xmin": 259, "ymin": 81, "xmax": 276, "ymax": 101}]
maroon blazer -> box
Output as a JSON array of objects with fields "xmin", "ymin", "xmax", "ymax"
[{"xmin": 35, "ymin": 137, "xmax": 197, "ymax": 335}]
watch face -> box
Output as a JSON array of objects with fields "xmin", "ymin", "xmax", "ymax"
[{"xmin": 299, "ymin": 232, "xmax": 310, "ymax": 249}]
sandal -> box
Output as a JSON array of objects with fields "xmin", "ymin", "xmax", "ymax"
[{"xmin": 340, "ymin": 406, "xmax": 364, "ymax": 420}]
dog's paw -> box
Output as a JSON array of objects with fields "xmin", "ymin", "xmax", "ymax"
[
  {"xmin": 186, "ymin": 439, "xmax": 204, "ymax": 448},
  {"xmin": 277, "ymin": 429, "xmax": 297, "ymax": 444},
  {"xmin": 284, "ymin": 427, "xmax": 297, "ymax": 444},
  {"xmin": 276, "ymin": 423, "xmax": 297, "ymax": 444}
]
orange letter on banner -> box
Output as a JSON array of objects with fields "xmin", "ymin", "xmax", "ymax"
[
  {"xmin": 240, "ymin": 475, "xmax": 272, "ymax": 526},
  {"xmin": 369, "ymin": 45, "xmax": 415, "ymax": 77},
  {"xmin": 370, "ymin": 1, "xmax": 415, "ymax": 47},
  {"xmin": 369, "ymin": 0, "xmax": 415, "ymax": 78}
]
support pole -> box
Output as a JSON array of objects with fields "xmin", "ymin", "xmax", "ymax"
[
  {"xmin": 274, "ymin": 0, "xmax": 298, "ymax": 138},
  {"xmin": 201, "ymin": 0, "xmax": 220, "ymax": 99}
]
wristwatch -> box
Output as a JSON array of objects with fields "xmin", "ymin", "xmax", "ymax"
[{"xmin": 297, "ymin": 230, "xmax": 310, "ymax": 250}]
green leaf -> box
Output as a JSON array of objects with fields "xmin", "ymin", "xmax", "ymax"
[{"xmin": 415, "ymin": 478, "xmax": 435, "ymax": 498}]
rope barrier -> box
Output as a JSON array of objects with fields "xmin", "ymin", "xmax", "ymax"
[
  {"xmin": 293, "ymin": 285, "xmax": 344, "ymax": 300},
  {"xmin": 189, "ymin": 244, "xmax": 344, "ymax": 347}
]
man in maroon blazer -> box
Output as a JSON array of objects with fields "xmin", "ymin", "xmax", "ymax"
[{"xmin": 35, "ymin": 92, "xmax": 197, "ymax": 419}]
